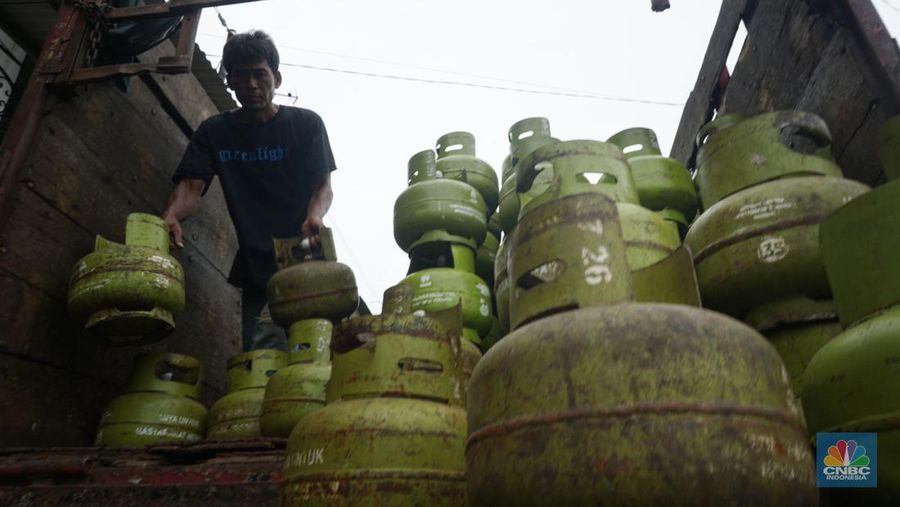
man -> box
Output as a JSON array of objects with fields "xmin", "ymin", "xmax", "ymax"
[{"xmin": 162, "ymin": 30, "xmax": 336, "ymax": 351}]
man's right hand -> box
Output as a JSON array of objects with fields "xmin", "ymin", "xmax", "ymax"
[
  {"xmin": 164, "ymin": 213, "xmax": 185, "ymax": 250},
  {"xmin": 161, "ymin": 178, "xmax": 205, "ymax": 251}
]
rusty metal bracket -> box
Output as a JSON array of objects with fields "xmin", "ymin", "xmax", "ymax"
[{"xmin": 65, "ymin": 0, "xmax": 258, "ymax": 84}]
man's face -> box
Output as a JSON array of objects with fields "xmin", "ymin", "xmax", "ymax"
[{"xmin": 227, "ymin": 60, "xmax": 282, "ymax": 111}]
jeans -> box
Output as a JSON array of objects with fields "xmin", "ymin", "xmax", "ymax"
[{"xmin": 241, "ymin": 288, "xmax": 288, "ymax": 351}]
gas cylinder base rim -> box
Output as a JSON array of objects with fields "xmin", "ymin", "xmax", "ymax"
[
  {"xmin": 408, "ymin": 234, "xmax": 478, "ymax": 254},
  {"xmin": 465, "ymin": 400, "xmax": 807, "ymax": 451},
  {"xmin": 282, "ymin": 474, "xmax": 466, "ymax": 506},
  {"xmin": 85, "ymin": 307, "xmax": 175, "ymax": 344}
]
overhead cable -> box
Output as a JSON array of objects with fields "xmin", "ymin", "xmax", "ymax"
[
  {"xmin": 203, "ymin": 53, "xmax": 684, "ymax": 107},
  {"xmin": 197, "ymin": 31, "xmax": 619, "ymax": 97}
]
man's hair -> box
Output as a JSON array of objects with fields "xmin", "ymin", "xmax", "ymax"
[{"xmin": 222, "ymin": 30, "xmax": 280, "ymax": 75}]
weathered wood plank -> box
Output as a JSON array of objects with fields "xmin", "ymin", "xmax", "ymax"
[
  {"xmin": 0, "ymin": 349, "xmax": 226, "ymax": 448},
  {"xmin": 842, "ymin": 0, "xmax": 900, "ymax": 106},
  {"xmin": 0, "ymin": 186, "xmax": 238, "ymax": 406},
  {"xmin": 670, "ymin": 0, "xmax": 748, "ymax": 167},
  {"xmin": 0, "ymin": 352, "xmax": 116, "ymax": 447},
  {"xmin": 716, "ymin": 0, "xmax": 897, "ymax": 184},
  {"xmin": 796, "ymin": 29, "xmax": 894, "ymax": 184},
  {"xmin": 720, "ymin": 0, "xmax": 837, "ymax": 115},
  {"xmin": 139, "ymin": 40, "xmax": 222, "ymax": 132},
  {"xmin": 24, "ymin": 79, "xmax": 236, "ymax": 277}
]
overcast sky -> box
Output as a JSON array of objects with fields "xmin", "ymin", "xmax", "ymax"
[{"xmin": 196, "ymin": 0, "xmax": 900, "ymax": 313}]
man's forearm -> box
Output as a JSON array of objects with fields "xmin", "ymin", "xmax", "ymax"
[
  {"xmin": 163, "ymin": 179, "xmax": 205, "ymax": 220},
  {"xmin": 306, "ymin": 173, "xmax": 333, "ymax": 221}
]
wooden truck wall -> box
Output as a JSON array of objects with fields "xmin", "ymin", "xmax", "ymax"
[{"xmin": 0, "ymin": 42, "xmax": 241, "ymax": 447}]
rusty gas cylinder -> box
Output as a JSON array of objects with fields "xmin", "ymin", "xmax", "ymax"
[
  {"xmin": 801, "ymin": 306, "xmax": 900, "ymax": 506},
  {"xmin": 395, "ymin": 149, "xmax": 488, "ymax": 253},
  {"xmin": 68, "ymin": 213, "xmax": 185, "ymax": 344},
  {"xmin": 260, "ymin": 319, "xmax": 333, "ymax": 438},
  {"xmin": 803, "ymin": 179, "xmax": 900, "ymax": 504},
  {"xmin": 607, "ymin": 127, "xmax": 698, "ymax": 234},
  {"xmin": 467, "ymin": 303, "xmax": 817, "ymax": 506},
  {"xmin": 509, "ymin": 192, "xmax": 632, "ymax": 329},
  {"xmin": 684, "ymin": 176, "xmax": 869, "ymax": 319},
  {"xmin": 95, "ymin": 352, "xmax": 206, "ymax": 447},
  {"xmin": 460, "ymin": 337, "xmax": 482, "ymax": 388},
  {"xmin": 493, "ymin": 236, "xmax": 511, "ymax": 333},
  {"xmin": 744, "ymin": 297, "xmax": 841, "ymax": 396},
  {"xmin": 479, "ymin": 316, "xmax": 503, "ymax": 353},
  {"xmin": 516, "ymin": 140, "xmax": 680, "ymax": 272},
  {"xmin": 207, "ymin": 349, "xmax": 286, "ymax": 440},
  {"xmin": 282, "ymin": 286, "xmax": 467, "ymax": 507},
  {"xmin": 510, "ymin": 141, "xmax": 682, "ymax": 329},
  {"xmin": 434, "ymin": 131, "xmax": 499, "ymax": 215},
  {"xmin": 694, "ymin": 111, "xmax": 842, "ymax": 209},
  {"xmin": 475, "ymin": 229, "xmax": 499, "ymax": 288},
  {"xmin": 267, "ymin": 228, "xmax": 359, "ymax": 326},
  {"xmin": 631, "ymin": 245, "xmax": 702, "ymax": 307}
]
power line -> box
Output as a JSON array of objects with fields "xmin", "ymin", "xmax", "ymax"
[
  {"xmin": 203, "ymin": 53, "xmax": 684, "ymax": 107},
  {"xmin": 196, "ymin": 31, "xmax": 613, "ymax": 97}
]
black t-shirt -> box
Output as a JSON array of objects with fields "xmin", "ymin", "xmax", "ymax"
[{"xmin": 173, "ymin": 106, "xmax": 336, "ymax": 290}]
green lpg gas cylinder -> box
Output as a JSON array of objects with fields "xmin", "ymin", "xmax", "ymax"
[
  {"xmin": 820, "ymin": 179, "xmax": 900, "ymax": 327},
  {"xmin": 325, "ymin": 288, "xmax": 465, "ymax": 404},
  {"xmin": 607, "ymin": 127, "xmax": 698, "ymax": 232},
  {"xmin": 631, "ymin": 245, "xmax": 702, "ymax": 307},
  {"xmin": 508, "ymin": 143, "xmax": 679, "ymax": 328},
  {"xmin": 516, "ymin": 140, "xmax": 680, "ymax": 271},
  {"xmin": 261, "ymin": 319, "xmax": 333, "ymax": 438},
  {"xmin": 805, "ymin": 180, "xmax": 900, "ymax": 505},
  {"xmin": 207, "ymin": 349, "xmax": 286, "ymax": 440},
  {"xmin": 282, "ymin": 288, "xmax": 467, "ymax": 507},
  {"xmin": 267, "ymin": 228, "xmax": 359, "ymax": 326},
  {"xmin": 479, "ymin": 316, "xmax": 503, "ymax": 353},
  {"xmin": 475, "ymin": 230, "xmax": 498, "ymax": 288},
  {"xmin": 486, "ymin": 212, "xmax": 502, "ymax": 241},
  {"xmin": 467, "ymin": 304, "xmax": 816, "ymax": 506},
  {"xmin": 685, "ymin": 176, "xmax": 869, "ymax": 319},
  {"xmin": 509, "ymin": 193, "xmax": 633, "ymax": 330},
  {"xmin": 877, "ymin": 114, "xmax": 900, "ymax": 181},
  {"xmin": 493, "ymin": 237, "xmax": 511, "ymax": 333},
  {"xmin": 95, "ymin": 352, "xmax": 206, "ymax": 447},
  {"xmin": 516, "ymin": 139, "xmax": 640, "ymax": 203},
  {"xmin": 395, "ymin": 150, "xmax": 488, "ymax": 253},
  {"xmin": 398, "ymin": 268, "xmax": 492, "ymax": 346},
  {"xmin": 460, "ymin": 337, "xmax": 482, "ymax": 387},
  {"xmin": 745, "ymin": 297, "xmax": 842, "ymax": 395},
  {"xmin": 801, "ymin": 306, "xmax": 900, "ymax": 505},
  {"xmin": 68, "ymin": 213, "xmax": 185, "ymax": 344},
  {"xmin": 509, "ymin": 117, "xmax": 554, "ymax": 166},
  {"xmin": 435, "ymin": 132, "xmax": 499, "ymax": 215},
  {"xmin": 695, "ymin": 111, "xmax": 842, "ymax": 209},
  {"xmin": 400, "ymin": 243, "xmax": 492, "ymax": 346},
  {"xmin": 498, "ymin": 118, "xmax": 558, "ymax": 234}
]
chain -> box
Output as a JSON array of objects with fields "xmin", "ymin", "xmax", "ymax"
[{"xmin": 74, "ymin": 0, "xmax": 111, "ymax": 68}]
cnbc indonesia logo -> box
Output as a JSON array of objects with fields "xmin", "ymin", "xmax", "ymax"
[{"xmin": 817, "ymin": 433, "xmax": 877, "ymax": 488}]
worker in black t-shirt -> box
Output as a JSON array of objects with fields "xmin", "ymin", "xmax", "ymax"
[{"xmin": 162, "ymin": 30, "xmax": 336, "ymax": 351}]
